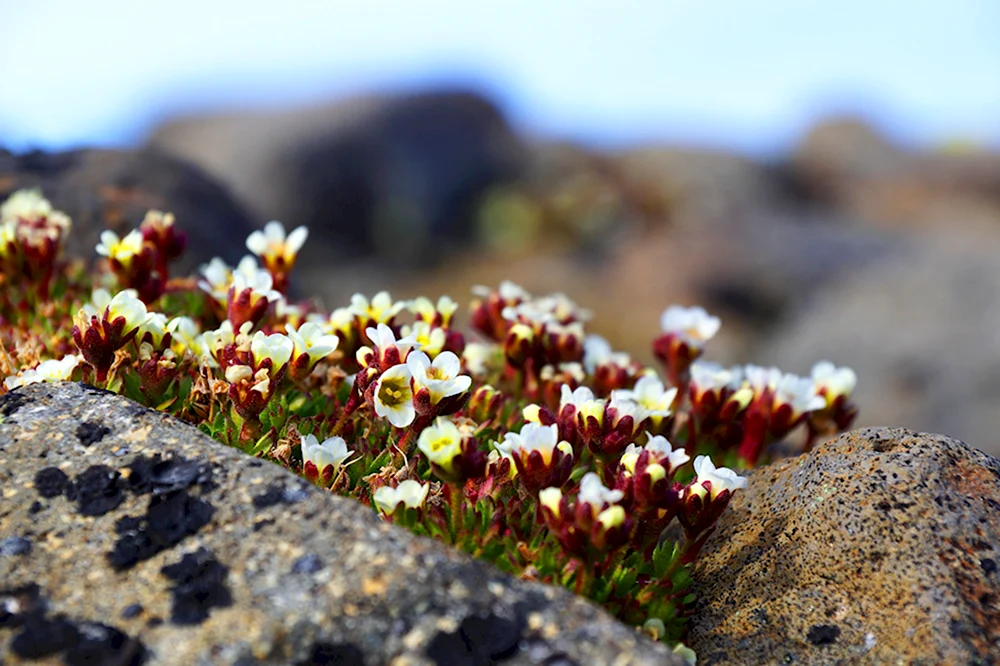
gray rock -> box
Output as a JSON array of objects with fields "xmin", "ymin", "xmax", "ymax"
[
  {"xmin": 687, "ymin": 427, "xmax": 1000, "ymax": 665},
  {"xmin": 0, "ymin": 382, "xmax": 678, "ymax": 666}
]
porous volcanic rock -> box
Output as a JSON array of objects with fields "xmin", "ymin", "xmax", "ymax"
[
  {"xmin": 687, "ymin": 427, "xmax": 1000, "ymax": 665},
  {"xmin": 0, "ymin": 148, "xmax": 259, "ymax": 274},
  {"xmin": 0, "ymin": 382, "xmax": 679, "ymax": 666}
]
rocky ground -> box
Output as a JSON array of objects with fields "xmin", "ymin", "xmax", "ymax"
[
  {"xmin": 3, "ymin": 386, "xmax": 998, "ymax": 664},
  {"xmin": 3, "ymin": 90, "xmax": 999, "ymax": 458}
]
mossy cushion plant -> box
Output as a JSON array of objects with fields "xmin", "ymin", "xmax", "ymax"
[{"xmin": 0, "ymin": 189, "xmax": 859, "ymax": 662}]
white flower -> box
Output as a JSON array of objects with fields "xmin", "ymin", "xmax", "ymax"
[
  {"xmin": 0, "ymin": 220, "xmax": 16, "ymax": 255},
  {"xmin": 578, "ymin": 472, "xmax": 624, "ymax": 507},
  {"xmin": 538, "ymin": 487, "xmax": 563, "ymax": 516},
  {"xmin": 106, "ymin": 290, "xmax": 150, "ymax": 332},
  {"xmin": 1, "ymin": 188, "xmax": 54, "ymax": 223},
  {"xmin": 582, "ymin": 334, "xmax": 632, "ymax": 373},
  {"xmin": 691, "ymin": 455, "xmax": 747, "ymax": 499},
  {"xmin": 612, "ymin": 375, "xmax": 677, "ymax": 419},
  {"xmin": 373, "ymin": 479, "xmax": 429, "ymax": 513},
  {"xmin": 690, "ymin": 362, "xmax": 734, "ymax": 396},
  {"xmin": 230, "ymin": 262, "xmax": 282, "ymax": 304},
  {"xmin": 559, "ymin": 384, "xmax": 595, "ymax": 410},
  {"xmin": 473, "ymin": 280, "xmax": 530, "ymax": 302},
  {"xmin": 301, "ymin": 433, "xmax": 353, "ymax": 476},
  {"xmin": 365, "ymin": 323, "xmax": 418, "ymax": 364},
  {"xmin": 373, "ymin": 364, "xmax": 415, "ymax": 427},
  {"xmin": 773, "ymin": 372, "xmax": 826, "ymax": 415},
  {"xmin": 95, "ymin": 229, "xmax": 144, "ymax": 263},
  {"xmin": 644, "ymin": 434, "xmax": 691, "ymax": 470},
  {"xmin": 811, "ymin": 361, "xmax": 858, "ymax": 403},
  {"xmin": 286, "ymin": 322, "xmax": 339, "ymax": 364},
  {"xmin": 351, "ymin": 291, "xmax": 406, "ymax": 324},
  {"xmin": 245, "ymin": 220, "xmax": 308, "ymax": 265},
  {"xmin": 198, "ymin": 257, "xmax": 233, "ymax": 304},
  {"xmin": 407, "ymin": 350, "xmax": 472, "ymax": 404},
  {"xmin": 409, "ymin": 295, "xmax": 459, "ymax": 325},
  {"xmin": 402, "ymin": 320, "xmax": 446, "ymax": 357},
  {"xmin": 462, "ymin": 341, "xmax": 500, "ymax": 377},
  {"xmin": 4, "ymin": 355, "xmax": 80, "ymax": 389},
  {"xmin": 498, "ymin": 422, "xmax": 571, "ymax": 465},
  {"xmin": 136, "ymin": 312, "xmax": 169, "ymax": 348},
  {"xmin": 80, "ymin": 288, "xmax": 119, "ymax": 319},
  {"xmin": 660, "ymin": 305, "xmax": 721, "ymax": 347},
  {"xmin": 741, "ymin": 364, "xmax": 783, "ymax": 393},
  {"xmin": 417, "ymin": 417, "xmax": 463, "ymax": 473},
  {"xmin": 250, "ymin": 331, "xmax": 294, "ymax": 371}
]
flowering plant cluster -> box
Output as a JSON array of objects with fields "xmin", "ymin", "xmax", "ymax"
[{"xmin": 0, "ymin": 189, "xmax": 858, "ymax": 657}]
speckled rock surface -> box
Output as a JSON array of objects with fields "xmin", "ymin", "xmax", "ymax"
[
  {"xmin": 0, "ymin": 382, "xmax": 679, "ymax": 666},
  {"xmin": 687, "ymin": 427, "xmax": 1000, "ymax": 665}
]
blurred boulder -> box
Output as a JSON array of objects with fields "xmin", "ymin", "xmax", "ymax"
[
  {"xmin": 754, "ymin": 231, "xmax": 1000, "ymax": 457},
  {"xmin": 0, "ymin": 148, "xmax": 259, "ymax": 273},
  {"xmin": 148, "ymin": 90, "xmax": 527, "ymax": 267}
]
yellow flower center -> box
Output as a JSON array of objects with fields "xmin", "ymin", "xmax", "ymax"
[{"xmin": 378, "ymin": 378, "xmax": 409, "ymax": 407}]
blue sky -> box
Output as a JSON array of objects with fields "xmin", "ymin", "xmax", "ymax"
[{"xmin": 1, "ymin": 0, "xmax": 998, "ymax": 155}]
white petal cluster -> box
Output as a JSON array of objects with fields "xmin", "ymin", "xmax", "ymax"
[
  {"xmin": 462, "ymin": 341, "xmax": 501, "ymax": 377},
  {"xmin": 250, "ymin": 331, "xmax": 294, "ymax": 371},
  {"xmin": 578, "ymin": 472, "xmax": 624, "ymax": 507},
  {"xmin": 611, "ymin": 375, "xmax": 678, "ymax": 419},
  {"xmin": 582, "ymin": 334, "xmax": 632, "ymax": 374},
  {"xmin": 417, "ymin": 417, "xmax": 463, "ymax": 471},
  {"xmin": 373, "ymin": 364, "xmax": 415, "ymax": 427},
  {"xmin": 351, "ymin": 291, "xmax": 406, "ymax": 324},
  {"xmin": 559, "ymin": 384, "xmax": 595, "ymax": 410},
  {"xmin": 373, "ymin": 480, "xmax": 429, "ymax": 513},
  {"xmin": 773, "ymin": 372, "xmax": 826, "ymax": 415},
  {"xmin": 245, "ymin": 221, "xmax": 308, "ymax": 264},
  {"xmin": 4, "ymin": 355, "xmax": 81, "ymax": 389},
  {"xmin": 692, "ymin": 455, "xmax": 747, "ymax": 499},
  {"xmin": 365, "ymin": 323, "xmax": 418, "ymax": 365},
  {"xmin": 497, "ymin": 422, "xmax": 571, "ymax": 464},
  {"xmin": 690, "ymin": 362, "xmax": 735, "ymax": 396},
  {"xmin": 231, "ymin": 261, "xmax": 281, "ymax": 303},
  {"xmin": 301, "ymin": 433, "xmax": 353, "ymax": 476},
  {"xmin": 96, "ymin": 229, "xmax": 144, "ymax": 263},
  {"xmin": 643, "ymin": 434, "xmax": 691, "ymax": 470},
  {"xmin": 198, "ymin": 257, "xmax": 234, "ymax": 304},
  {"xmin": 473, "ymin": 280, "xmax": 530, "ymax": 302},
  {"xmin": 407, "ymin": 351, "xmax": 471, "ymax": 404},
  {"xmin": 811, "ymin": 361, "xmax": 858, "ymax": 402},
  {"xmin": 402, "ymin": 320, "xmax": 446, "ymax": 357},
  {"xmin": 106, "ymin": 290, "xmax": 151, "ymax": 332},
  {"xmin": 137, "ymin": 312, "xmax": 169, "ymax": 348},
  {"xmin": 660, "ymin": 305, "xmax": 721, "ymax": 347},
  {"xmin": 286, "ymin": 322, "xmax": 339, "ymax": 364}
]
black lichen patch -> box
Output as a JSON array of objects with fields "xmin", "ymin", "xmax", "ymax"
[
  {"xmin": 252, "ymin": 483, "xmax": 310, "ymax": 509},
  {"xmin": 0, "ymin": 536, "xmax": 32, "ymax": 556},
  {"xmin": 66, "ymin": 465, "xmax": 126, "ymax": 517},
  {"xmin": 75, "ymin": 421, "xmax": 112, "ymax": 448},
  {"xmin": 121, "ymin": 604, "xmax": 144, "ymax": 619},
  {"xmin": 1, "ymin": 583, "xmax": 146, "ymax": 665},
  {"xmin": 301, "ymin": 642, "xmax": 366, "ymax": 665},
  {"xmin": 0, "ymin": 389, "xmax": 29, "ymax": 417},
  {"xmin": 79, "ymin": 383, "xmax": 115, "ymax": 397},
  {"xmin": 426, "ymin": 612, "xmax": 524, "ymax": 665},
  {"xmin": 108, "ymin": 491, "xmax": 214, "ymax": 570},
  {"xmin": 28, "ymin": 500, "xmax": 44, "ymax": 514},
  {"xmin": 982, "ymin": 558, "xmax": 997, "ymax": 575},
  {"xmin": 160, "ymin": 548, "xmax": 232, "ymax": 626},
  {"xmin": 34, "ymin": 466, "xmax": 70, "ymax": 498},
  {"xmin": 291, "ymin": 554, "xmax": 324, "ymax": 574},
  {"xmin": 125, "ymin": 453, "xmax": 213, "ymax": 495},
  {"xmin": 806, "ymin": 624, "xmax": 841, "ymax": 646}
]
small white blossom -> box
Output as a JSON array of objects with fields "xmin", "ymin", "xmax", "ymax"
[
  {"xmin": 660, "ymin": 305, "xmax": 721, "ymax": 347},
  {"xmin": 402, "ymin": 320, "xmax": 446, "ymax": 357},
  {"xmin": 578, "ymin": 472, "xmax": 624, "ymax": 507},
  {"xmin": 811, "ymin": 361, "xmax": 858, "ymax": 403},
  {"xmin": 80, "ymin": 288, "xmax": 119, "ymax": 319},
  {"xmin": 498, "ymin": 422, "xmax": 571, "ymax": 465},
  {"xmin": 245, "ymin": 221, "xmax": 308, "ymax": 264},
  {"xmin": 559, "ymin": 384, "xmax": 595, "ymax": 411},
  {"xmin": 230, "ymin": 262, "xmax": 281, "ymax": 304},
  {"xmin": 286, "ymin": 322, "xmax": 339, "ymax": 364},
  {"xmin": 350, "ymin": 291, "xmax": 406, "ymax": 324},
  {"xmin": 198, "ymin": 257, "xmax": 234, "ymax": 304},
  {"xmin": 612, "ymin": 375, "xmax": 677, "ymax": 419},
  {"xmin": 250, "ymin": 331, "xmax": 294, "ymax": 371},
  {"xmin": 301, "ymin": 433, "xmax": 353, "ymax": 476},
  {"xmin": 4, "ymin": 355, "xmax": 81, "ymax": 389},
  {"xmin": 373, "ymin": 479, "xmax": 429, "ymax": 513},
  {"xmin": 472, "ymin": 280, "xmax": 530, "ymax": 302},
  {"xmin": 690, "ymin": 362, "xmax": 734, "ymax": 396},
  {"xmin": 407, "ymin": 350, "xmax": 472, "ymax": 404},
  {"xmin": 462, "ymin": 341, "xmax": 500, "ymax": 377},
  {"xmin": 582, "ymin": 334, "xmax": 632, "ymax": 374},
  {"xmin": 691, "ymin": 455, "xmax": 747, "ymax": 499},
  {"xmin": 373, "ymin": 364, "xmax": 415, "ymax": 427},
  {"xmin": 773, "ymin": 372, "xmax": 826, "ymax": 415},
  {"xmin": 137, "ymin": 312, "xmax": 169, "ymax": 348},
  {"xmin": 95, "ymin": 229, "xmax": 145, "ymax": 264},
  {"xmin": 106, "ymin": 290, "xmax": 150, "ymax": 332},
  {"xmin": 417, "ymin": 417, "xmax": 463, "ymax": 473},
  {"xmin": 365, "ymin": 323, "xmax": 418, "ymax": 364}
]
